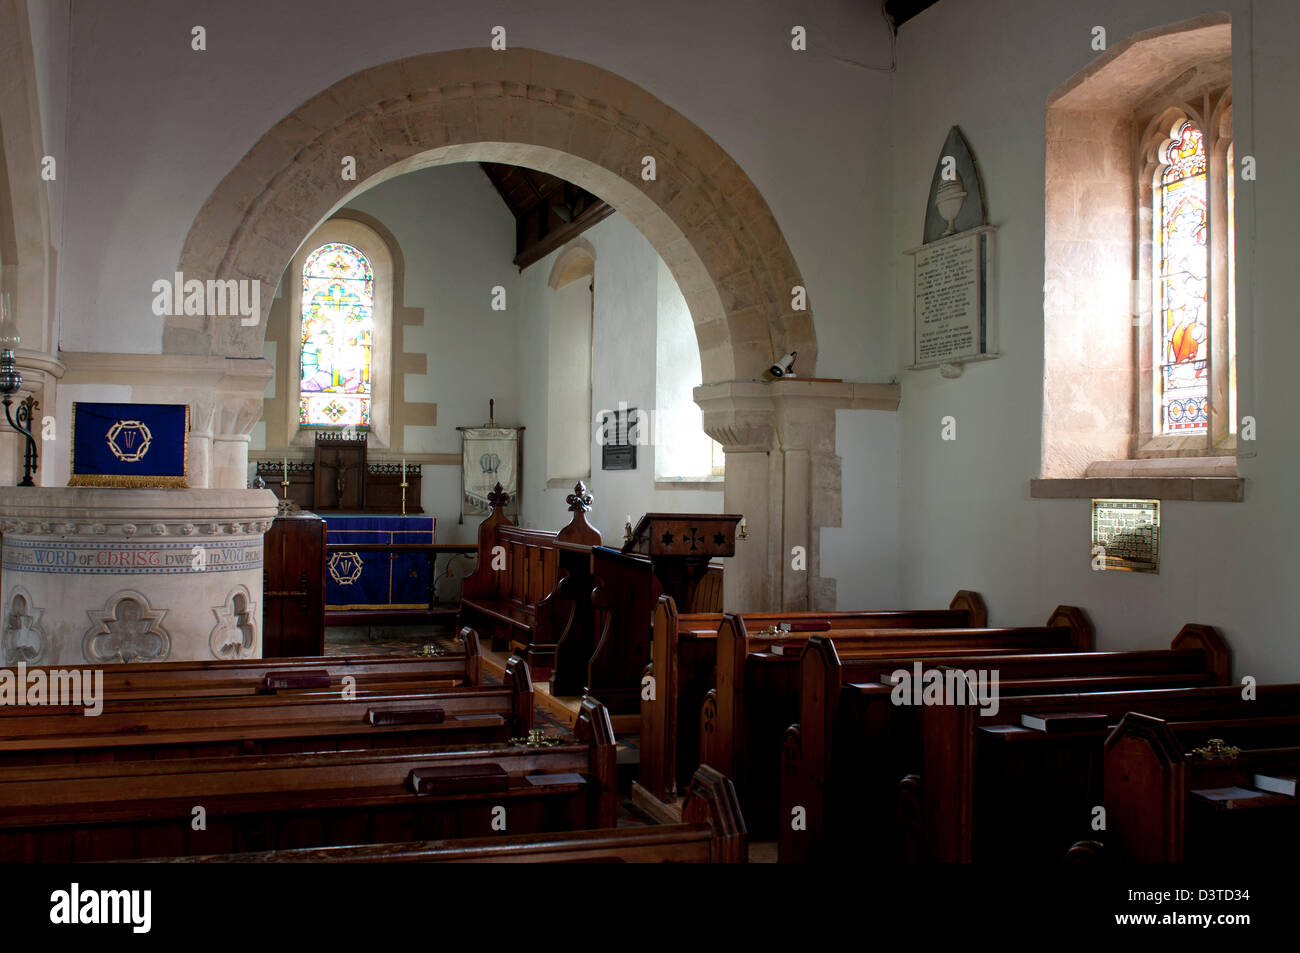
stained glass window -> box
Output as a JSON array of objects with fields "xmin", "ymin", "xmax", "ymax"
[
  {"xmin": 299, "ymin": 242, "xmax": 373, "ymax": 428},
  {"xmin": 1155, "ymin": 120, "xmax": 1208, "ymax": 435}
]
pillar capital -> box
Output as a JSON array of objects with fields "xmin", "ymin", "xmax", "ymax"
[{"xmin": 694, "ymin": 379, "xmax": 899, "ymax": 612}]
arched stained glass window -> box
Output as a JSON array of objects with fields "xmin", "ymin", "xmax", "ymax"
[
  {"xmin": 299, "ymin": 242, "xmax": 374, "ymax": 427},
  {"xmin": 1155, "ymin": 120, "xmax": 1208, "ymax": 434}
]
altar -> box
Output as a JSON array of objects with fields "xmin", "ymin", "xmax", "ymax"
[{"xmin": 324, "ymin": 515, "xmax": 436, "ymax": 611}]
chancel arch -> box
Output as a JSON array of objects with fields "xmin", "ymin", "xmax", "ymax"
[
  {"xmin": 169, "ymin": 48, "xmax": 815, "ymax": 384},
  {"xmin": 173, "ymin": 47, "xmax": 869, "ymax": 611}
]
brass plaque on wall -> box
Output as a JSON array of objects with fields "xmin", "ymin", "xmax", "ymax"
[{"xmin": 1091, "ymin": 499, "xmax": 1160, "ymax": 573}]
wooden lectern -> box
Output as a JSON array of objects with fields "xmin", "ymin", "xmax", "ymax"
[{"xmin": 621, "ymin": 513, "xmax": 742, "ymax": 611}]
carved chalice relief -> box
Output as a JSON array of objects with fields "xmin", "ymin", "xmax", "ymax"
[{"xmin": 935, "ymin": 173, "xmax": 968, "ymax": 236}]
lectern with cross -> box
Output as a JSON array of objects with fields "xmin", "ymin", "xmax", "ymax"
[{"xmin": 621, "ymin": 512, "xmax": 742, "ymax": 611}]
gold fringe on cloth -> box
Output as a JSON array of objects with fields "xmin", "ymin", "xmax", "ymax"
[{"xmin": 67, "ymin": 474, "xmax": 190, "ymax": 488}]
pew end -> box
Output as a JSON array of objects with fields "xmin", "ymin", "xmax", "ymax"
[
  {"xmin": 1103, "ymin": 712, "xmax": 1189, "ymax": 863},
  {"xmin": 777, "ymin": 724, "xmax": 803, "ymax": 863},
  {"xmin": 502, "ymin": 655, "xmax": 535, "ymax": 734},
  {"xmin": 949, "ymin": 590, "xmax": 988, "ymax": 628},
  {"xmin": 681, "ymin": 765, "xmax": 748, "ymax": 863},
  {"xmin": 574, "ymin": 696, "xmax": 619, "ymax": 829},
  {"xmin": 896, "ymin": 774, "xmax": 923, "ymax": 864},
  {"xmin": 1045, "ymin": 605, "xmax": 1093, "ymax": 651},
  {"xmin": 458, "ymin": 627, "xmax": 482, "ymax": 686},
  {"xmin": 700, "ymin": 688, "xmax": 722, "ymax": 774},
  {"xmin": 1170, "ymin": 624, "xmax": 1231, "ymax": 684}
]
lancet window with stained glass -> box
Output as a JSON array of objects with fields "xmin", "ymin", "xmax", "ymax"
[
  {"xmin": 1154, "ymin": 120, "xmax": 1208, "ymax": 435},
  {"xmin": 299, "ymin": 242, "xmax": 374, "ymax": 427}
]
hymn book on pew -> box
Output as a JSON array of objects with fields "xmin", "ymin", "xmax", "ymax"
[
  {"xmin": 1252, "ymin": 773, "xmax": 1298, "ymax": 796},
  {"xmin": 1192, "ymin": 786, "xmax": 1270, "ymax": 808},
  {"xmin": 1019, "ymin": 711, "xmax": 1109, "ymax": 732}
]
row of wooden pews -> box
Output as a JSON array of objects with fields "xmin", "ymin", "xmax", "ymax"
[
  {"xmin": 916, "ymin": 677, "xmax": 1300, "ymax": 864},
  {"xmin": 699, "ymin": 603, "xmax": 1093, "ymax": 833},
  {"xmin": 8, "ymin": 632, "xmax": 483, "ymax": 700},
  {"xmin": 0, "ymin": 631, "xmax": 746, "ymax": 863},
  {"xmin": 780, "ymin": 623, "xmax": 1233, "ymax": 861},
  {"xmin": 154, "ymin": 765, "xmax": 746, "ymax": 864},
  {"xmin": 627, "ymin": 584, "xmax": 1300, "ymax": 866},
  {"xmin": 635, "ymin": 589, "xmax": 992, "ymax": 812}
]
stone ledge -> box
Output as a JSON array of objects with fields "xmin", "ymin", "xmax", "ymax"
[
  {"xmin": 653, "ymin": 479, "xmax": 724, "ymax": 491},
  {"xmin": 1029, "ymin": 477, "xmax": 1244, "ymax": 502}
]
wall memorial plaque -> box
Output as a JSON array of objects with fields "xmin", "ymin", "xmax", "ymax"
[
  {"xmin": 1091, "ymin": 498, "xmax": 1160, "ymax": 573},
  {"xmin": 905, "ymin": 126, "xmax": 998, "ymax": 377}
]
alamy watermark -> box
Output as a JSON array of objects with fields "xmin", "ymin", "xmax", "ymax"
[
  {"xmin": 50, "ymin": 883, "xmax": 151, "ymax": 933},
  {"xmin": 888, "ymin": 662, "xmax": 1000, "ymax": 716},
  {"xmin": 0, "ymin": 662, "xmax": 104, "ymax": 716},
  {"xmin": 151, "ymin": 273, "xmax": 260, "ymax": 326}
]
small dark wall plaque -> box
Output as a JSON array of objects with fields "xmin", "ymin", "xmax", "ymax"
[{"xmin": 600, "ymin": 406, "xmax": 639, "ymax": 471}]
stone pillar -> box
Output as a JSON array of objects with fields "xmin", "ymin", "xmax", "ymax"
[
  {"xmin": 0, "ymin": 488, "xmax": 278, "ymax": 664},
  {"xmin": 213, "ymin": 395, "xmax": 263, "ymax": 490},
  {"xmin": 697, "ymin": 379, "xmax": 900, "ymax": 613}
]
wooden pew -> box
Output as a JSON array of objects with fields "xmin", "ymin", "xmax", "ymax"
[
  {"xmin": 0, "ymin": 657, "xmax": 535, "ymax": 766},
  {"xmin": 1102, "ymin": 711, "xmax": 1300, "ymax": 863},
  {"xmin": 459, "ymin": 483, "xmax": 600, "ymax": 681},
  {"xmin": 0, "ymin": 698, "xmax": 618, "ymax": 862},
  {"xmin": 700, "ymin": 606, "xmax": 1092, "ymax": 833},
  {"xmin": 780, "ymin": 624, "xmax": 1230, "ymax": 862},
  {"xmin": 153, "ymin": 765, "xmax": 747, "ymax": 864},
  {"xmin": 575, "ymin": 546, "xmax": 662, "ymax": 718},
  {"xmin": 689, "ymin": 564, "xmax": 724, "ymax": 613},
  {"xmin": 637, "ymin": 590, "xmax": 988, "ymax": 805},
  {"xmin": 0, "ymin": 629, "xmax": 482, "ymax": 705},
  {"xmin": 921, "ymin": 679, "xmax": 1300, "ymax": 863}
]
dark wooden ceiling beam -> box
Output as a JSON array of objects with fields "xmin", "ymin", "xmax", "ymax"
[
  {"xmin": 479, "ymin": 161, "xmax": 614, "ymax": 271},
  {"xmin": 513, "ymin": 199, "xmax": 615, "ymax": 271},
  {"xmin": 479, "ymin": 163, "xmax": 521, "ymax": 217}
]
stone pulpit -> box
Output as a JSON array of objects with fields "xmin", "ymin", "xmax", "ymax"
[{"xmin": 621, "ymin": 513, "xmax": 741, "ymax": 611}]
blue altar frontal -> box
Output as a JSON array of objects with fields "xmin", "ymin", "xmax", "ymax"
[{"xmin": 324, "ymin": 516, "xmax": 435, "ymax": 610}]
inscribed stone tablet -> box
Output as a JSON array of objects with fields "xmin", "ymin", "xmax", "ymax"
[{"xmin": 914, "ymin": 232, "xmax": 984, "ymax": 364}]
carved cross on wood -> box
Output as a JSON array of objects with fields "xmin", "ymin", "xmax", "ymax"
[{"xmin": 320, "ymin": 449, "xmax": 356, "ymax": 498}]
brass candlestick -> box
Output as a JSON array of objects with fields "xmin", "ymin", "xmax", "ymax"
[
  {"xmin": 279, "ymin": 479, "xmax": 290, "ymax": 500},
  {"xmin": 400, "ymin": 467, "xmax": 409, "ymax": 517}
]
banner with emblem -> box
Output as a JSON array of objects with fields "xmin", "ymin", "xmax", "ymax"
[
  {"xmin": 68, "ymin": 402, "xmax": 190, "ymax": 488},
  {"xmin": 460, "ymin": 427, "xmax": 519, "ymax": 517}
]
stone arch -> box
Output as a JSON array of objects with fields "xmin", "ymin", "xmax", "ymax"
[
  {"xmin": 170, "ymin": 48, "xmax": 816, "ymax": 384},
  {"xmin": 548, "ymin": 238, "xmax": 596, "ymax": 290}
]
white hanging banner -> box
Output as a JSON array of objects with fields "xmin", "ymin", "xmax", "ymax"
[{"xmin": 461, "ymin": 428, "xmax": 519, "ymax": 513}]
